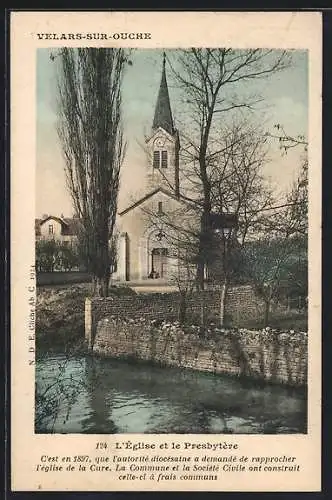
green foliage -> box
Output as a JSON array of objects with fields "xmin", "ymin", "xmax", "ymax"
[
  {"xmin": 36, "ymin": 240, "xmax": 58, "ymax": 272},
  {"xmin": 236, "ymin": 236, "xmax": 307, "ymax": 325},
  {"xmin": 239, "ymin": 237, "xmax": 307, "ymax": 298},
  {"xmin": 278, "ymin": 251, "xmax": 308, "ymax": 300},
  {"xmin": 36, "ymin": 239, "xmax": 80, "ymax": 272},
  {"xmin": 59, "ymin": 244, "xmax": 80, "ymax": 271}
]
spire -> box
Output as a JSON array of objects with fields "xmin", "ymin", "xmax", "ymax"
[{"xmin": 152, "ymin": 52, "xmax": 174, "ymax": 135}]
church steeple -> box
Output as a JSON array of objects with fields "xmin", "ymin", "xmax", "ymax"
[
  {"xmin": 147, "ymin": 52, "xmax": 180, "ymax": 197},
  {"xmin": 152, "ymin": 53, "xmax": 174, "ymax": 135}
]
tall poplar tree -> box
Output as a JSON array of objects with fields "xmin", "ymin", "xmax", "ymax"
[{"xmin": 57, "ymin": 48, "xmax": 128, "ymax": 296}]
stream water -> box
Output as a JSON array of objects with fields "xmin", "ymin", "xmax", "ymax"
[{"xmin": 35, "ymin": 353, "xmax": 307, "ymax": 434}]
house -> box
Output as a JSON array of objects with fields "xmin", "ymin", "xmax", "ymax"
[{"xmin": 35, "ymin": 215, "xmax": 81, "ymax": 246}]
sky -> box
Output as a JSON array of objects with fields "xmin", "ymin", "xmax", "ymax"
[{"xmin": 36, "ymin": 48, "xmax": 308, "ymax": 218}]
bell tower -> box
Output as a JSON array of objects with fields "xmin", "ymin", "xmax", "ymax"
[{"xmin": 146, "ymin": 53, "xmax": 180, "ymax": 197}]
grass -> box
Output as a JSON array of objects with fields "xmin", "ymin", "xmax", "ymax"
[
  {"xmin": 37, "ymin": 271, "xmax": 92, "ymax": 287},
  {"xmin": 36, "ymin": 283, "xmax": 136, "ymax": 352},
  {"xmin": 240, "ymin": 311, "xmax": 307, "ymax": 332}
]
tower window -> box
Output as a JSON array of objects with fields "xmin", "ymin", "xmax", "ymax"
[
  {"xmin": 153, "ymin": 151, "xmax": 160, "ymax": 169},
  {"xmin": 161, "ymin": 150, "xmax": 168, "ymax": 169},
  {"xmin": 158, "ymin": 201, "xmax": 163, "ymax": 214},
  {"xmin": 153, "ymin": 150, "xmax": 168, "ymax": 169}
]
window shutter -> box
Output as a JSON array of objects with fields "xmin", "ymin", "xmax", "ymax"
[
  {"xmin": 153, "ymin": 151, "xmax": 160, "ymax": 169},
  {"xmin": 161, "ymin": 150, "xmax": 168, "ymax": 168}
]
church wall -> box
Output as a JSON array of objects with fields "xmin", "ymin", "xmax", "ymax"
[
  {"xmin": 116, "ymin": 209, "xmax": 146, "ymax": 280},
  {"xmin": 116, "ymin": 192, "xmax": 188, "ymax": 280}
]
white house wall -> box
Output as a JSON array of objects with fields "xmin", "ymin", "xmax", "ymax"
[{"xmin": 39, "ymin": 218, "xmax": 63, "ymax": 239}]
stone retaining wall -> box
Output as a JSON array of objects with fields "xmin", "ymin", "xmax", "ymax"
[
  {"xmin": 92, "ymin": 318, "xmax": 307, "ymax": 387},
  {"xmin": 84, "ymin": 287, "xmax": 307, "ymax": 387}
]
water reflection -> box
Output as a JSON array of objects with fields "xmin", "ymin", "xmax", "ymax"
[
  {"xmin": 35, "ymin": 354, "xmax": 307, "ymax": 434},
  {"xmin": 81, "ymin": 357, "xmax": 119, "ymax": 434}
]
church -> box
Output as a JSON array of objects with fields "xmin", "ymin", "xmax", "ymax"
[{"xmin": 114, "ymin": 55, "xmax": 193, "ymax": 282}]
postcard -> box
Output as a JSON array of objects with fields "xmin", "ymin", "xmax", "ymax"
[{"xmin": 10, "ymin": 10, "xmax": 321, "ymax": 492}]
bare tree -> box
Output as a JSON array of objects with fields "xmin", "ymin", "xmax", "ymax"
[
  {"xmin": 235, "ymin": 127, "xmax": 308, "ymax": 325},
  {"xmin": 141, "ymin": 116, "xmax": 277, "ymax": 327},
  {"xmin": 167, "ymin": 49, "xmax": 291, "ymax": 288},
  {"xmin": 239, "ymin": 236, "xmax": 302, "ymax": 327},
  {"xmin": 258, "ymin": 124, "xmax": 308, "ymax": 239},
  {"xmin": 56, "ymin": 48, "xmax": 128, "ymax": 296},
  {"xmin": 268, "ymin": 126, "xmax": 308, "ymax": 237},
  {"xmin": 207, "ymin": 118, "xmax": 275, "ymax": 245},
  {"xmin": 286, "ymin": 156, "xmax": 308, "ymax": 236},
  {"xmin": 169, "ymin": 252, "xmax": 197, "ymax": 324},
  {"xmin": 268, "ymin": 124, "xmax": 308, "ymax": 153},
  {"xmin": 35, "ymin": 356, "xmax": 87, "ymax": 433},
  {"xmin": 258, "ymin": 156, "xmax": 308, "ymax": 239}
]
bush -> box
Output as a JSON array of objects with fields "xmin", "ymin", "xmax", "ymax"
[{"xmin": 36, "ymin": 240, "xmax": 80, "ymax": 272}]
